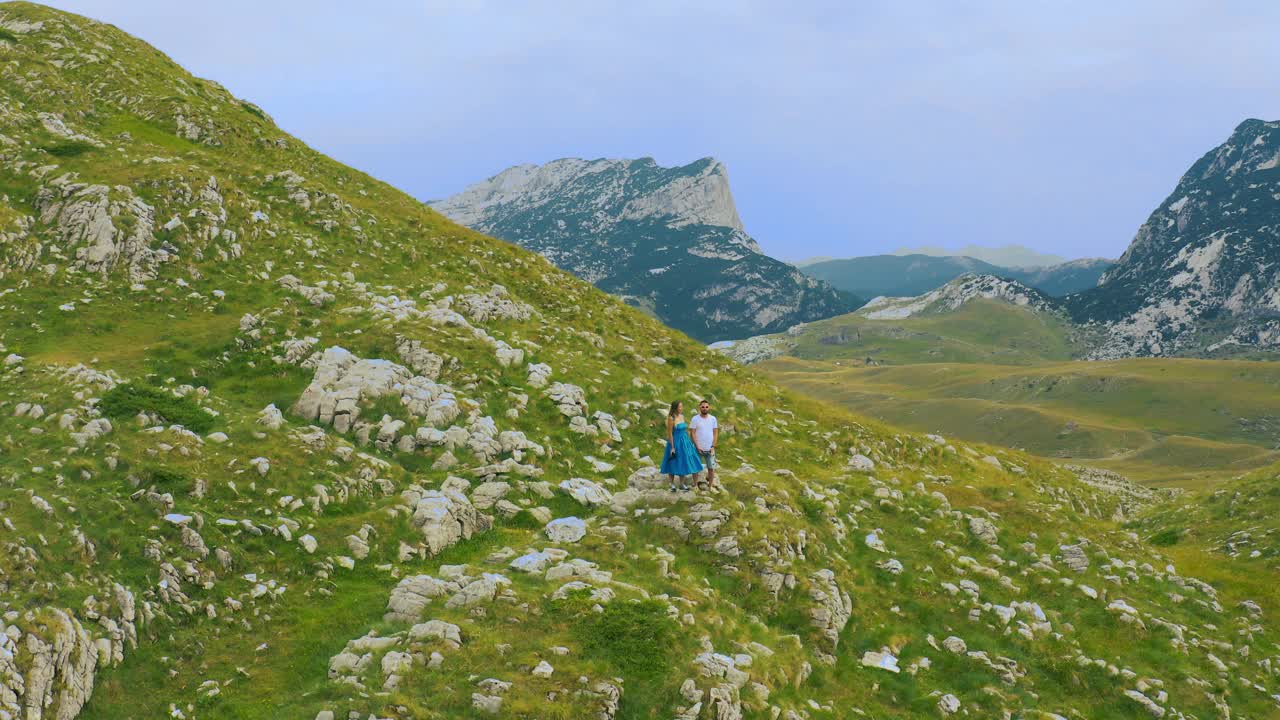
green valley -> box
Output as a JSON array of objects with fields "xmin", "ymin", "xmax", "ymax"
[{"xmin": 757, "ymin": 356, "xmax": 1280, "ymax": 486}]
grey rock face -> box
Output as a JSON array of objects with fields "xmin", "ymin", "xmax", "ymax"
[
  {"xmin": 1070, "ymin": 118, "xmax": 1280, "ymax": 358},
  {"xmin": 1, "ymin": 608, "xmax": 103, "ymax": 720},
  {"xmin": 431, "ymin": 156, "xmax": 746, "ymax": 235}
]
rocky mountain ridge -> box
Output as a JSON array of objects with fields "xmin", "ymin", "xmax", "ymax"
[
  {"xmin": 431, "ymin": 157, "xmax": 858, "ymax": 342},
  {"xmin": 0, "ymin": 4, "xmax": 1277, "ymax": 720},
  {"xmin": 1068, "ymin": 118, "xmax": 1280, "ymax": 358},
  {"xmin": 857, "ymin": 274, "xmax": 1060, "ymax": 320}
]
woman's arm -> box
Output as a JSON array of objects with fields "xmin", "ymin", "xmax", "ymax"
[{"xmin": 666, "ymin": 416, "xmax": 674, "ymax": 445}]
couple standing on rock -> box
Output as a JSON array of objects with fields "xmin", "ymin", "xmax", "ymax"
[{"xmin": 662, "ymin": 399, "xmax": 720, "ymax": 493}]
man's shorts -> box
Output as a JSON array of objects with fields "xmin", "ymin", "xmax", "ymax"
[{"xmin": 698, "ymin": 449, "xmax": 716, "ymax": 469}]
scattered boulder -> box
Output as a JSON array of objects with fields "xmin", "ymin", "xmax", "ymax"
[
  {"xmin": 968, "ymin": 517, "xmax": 999, "ymax": 545},
  {"xmin": 559, "ymin": 478, "xmax": 613, "ymax": 507},
  {"xmin": 407, "ymin": 489, "xmax": 492, "ymax": 555},
  {"xmin": 545, "ymin": 517, "xmax": 587, "ymax": 544}
]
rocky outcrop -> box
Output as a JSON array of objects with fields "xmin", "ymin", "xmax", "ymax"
[
  {"xmin": 2, "ymin": 610, "xmax": 100, "ymax": 720},
  {"xmin": 292, "ymin": 347, "xmax": 459, "ymax": 434},
  {"xmin": 404, "ymin": 488, "xmax": 492, "ymax": 556},
  {"xmin": 34, "ymin": 180, "xmax": 163, "ymax": 282},
  {"xmin": 808, "ymin": 569, "xmax": 853, "ymax": 663}
]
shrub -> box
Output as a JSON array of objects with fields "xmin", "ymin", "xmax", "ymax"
[
  {"xmin": 1150, "ymin": 527, "xmax": 1181, "ymax": 546},
  {"xmin": 798, "ymin": 493, "xmax": 827, "ymax": 522},
  {"xmin": 146, "ymin": 467, "xmax": 189, "ymax": 489},
  {"xmin": 98, "ymin": 383, "xmax": 216, "ymax": 433},
  {"xmin": 43, "ymin": 141, "xmax": 96, "ymax": 157}
]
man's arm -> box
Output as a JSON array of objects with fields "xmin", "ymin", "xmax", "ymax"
[{"xmin": 712, "ymin": 423, "xmax": 719, "ymax": 449}]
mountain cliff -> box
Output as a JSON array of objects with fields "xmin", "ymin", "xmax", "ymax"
[
  {"xmin": 1070, "ymin": 119, "xmax": 1280, "ymax": 358},
  {"xmin": 431, "ymin": 157, "xmax": 857, "ymax": 342},
  {"xmin": 0, "ymin": 5, "xmax": 1277, "ymax": 720}
]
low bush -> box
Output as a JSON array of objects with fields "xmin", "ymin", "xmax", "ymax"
[
  {"xmin": 146, "ymin": 467, "xmax": 189, "ymax": 489},
  {"xmin": 43, "ymin": 141, "xmax": 96, "ymax": 157},
  {"xmin": 98, "ymin": 383, "xmax": 216, "ymax": 433}
]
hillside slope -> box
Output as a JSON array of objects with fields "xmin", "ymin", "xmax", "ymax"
[
  {"xmin": 430, "ymin": 158, "xmax": 858, "ymax": 342},
  {"xmin": 0, "ymin": 5, "xmax": 1278, "ymax": 720},
  {"xmin": 801, "ymin": 255, "xmax": 1008, "ymax": 299},
  {"xmin": 1010, "ymin": 257, "xmax": 1112, "ymax": 297}
]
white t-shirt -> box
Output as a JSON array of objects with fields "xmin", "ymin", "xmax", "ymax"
[{"xmin": 689, "ymin": 413, "xmax": 718, "ymax": 451}]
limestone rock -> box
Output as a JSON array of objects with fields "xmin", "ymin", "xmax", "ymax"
[
  {"xmin": 409, "ymin": 489, "xmax": 492, "ymax": 555},
  {"xmin": 861, "ymin": 650, "xmax": 900, "ymax": 673},
  {"xmin": 1060, "ymin": 543, "xmax": 1090, "ymax": 573},
  {"xmin": 545, "ymin": 517, "xmax": 587, "ymax": 544},
  {"xmin": 968, "ymin": 517, "xmax": 999, "ymax": 545},
  {"xmin": 559, "ymin": 478, "xmax": 613, "ymax": 507}
]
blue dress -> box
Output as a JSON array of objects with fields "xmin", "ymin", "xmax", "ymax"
[{"xmin": 660, "ymin": 421, "xmax": 704, "ymax": 476}]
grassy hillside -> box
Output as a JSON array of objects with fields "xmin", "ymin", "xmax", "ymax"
[
  {"xmin": 757, "ymin": 356, "xmax": 1280, "ymax": 486},
  {"xmin": 1131, "ymin": 461, "xmax": 1280, "ymax": 577},
  {"xmin": 759, "ymin": 299, "xmax": 1081, "ymax": 365},
  {"xmin": 2, "ymin": 4, "xmax": 1279, "ymax": 720}
]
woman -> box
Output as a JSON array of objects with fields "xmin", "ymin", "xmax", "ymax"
[{"xmin": 660, "ymin": 399, "xmax": 703, "ymax": 492}]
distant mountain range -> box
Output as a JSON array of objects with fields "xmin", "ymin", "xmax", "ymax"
[
  {"xmin": 799, "ymin": 254, "xmax": 1113, "ymax": 299},
  {"xmin": 435, "ymin": 118, "xmax": 1280, "ymax": 359},
  {"xmin": 741, "ymin": 118, "xmax": 1280, "ymax": 359},
  {"xmin": 431, "ymin": 157, "xmax": 858, "ymax": 342},
  {"xmin": 890, "ymin": 243, "xmax": 1067, "ymax": 269}
]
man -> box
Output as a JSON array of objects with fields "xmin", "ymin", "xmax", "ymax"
[{"xmin": 689, "ymin": 399, "xmax": 720, "ymax": 492}]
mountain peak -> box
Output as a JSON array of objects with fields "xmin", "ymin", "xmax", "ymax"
[
  {"xmin": 1070, "ymin": 117, "xmax": 1280, "ymax": 357},
  {"xmin": 429, "ymin": 156, "xmax": 857, "ymax": 341},
  {"xmin": 432, "ymin": 155, "xmax": 744, "ymax": 234}
]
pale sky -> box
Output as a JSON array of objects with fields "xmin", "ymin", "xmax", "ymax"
[{"xmin": 42, "ymin": 1, "xmax": 1280, "ymax": 261}]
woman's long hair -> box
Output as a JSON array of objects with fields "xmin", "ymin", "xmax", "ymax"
[{"xmin": 668, "ymin": 400, "xmax": 682, "ymax": 418}]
